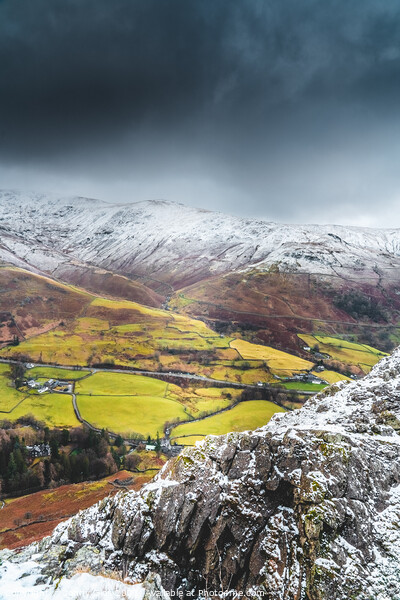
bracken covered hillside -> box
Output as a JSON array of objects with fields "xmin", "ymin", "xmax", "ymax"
[{"xmin": 3, "ymin": 349, "xmax": 400, "ymax": 599}]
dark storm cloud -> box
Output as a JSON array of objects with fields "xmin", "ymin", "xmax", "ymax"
[{"xmin": 1, "ymin": 0, "xmax": 400, "ymax": 225}]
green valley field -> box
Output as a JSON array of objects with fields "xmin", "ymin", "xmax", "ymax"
[
  {"xmin": 0, "ymin": 265, "xmax": 390, "ymax": 445},
  {"xmin": 170, "ymin": 400, "xmax": 286, "ymax": 445}
]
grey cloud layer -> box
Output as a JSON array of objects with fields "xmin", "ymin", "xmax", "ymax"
[{"xmin": 1, "ymin": 0, "xmax": 400, "ymax": 225}]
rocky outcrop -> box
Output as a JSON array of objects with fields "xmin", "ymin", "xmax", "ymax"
[{"xmin": 4, "ymin": 350, "xmax": 400, "ymax": 599}]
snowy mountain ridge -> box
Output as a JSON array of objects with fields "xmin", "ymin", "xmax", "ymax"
[
  {"xmin": 1, "ymin": 189, "xmax": 400, "ymax": 286},
  {"xmin": 2, "ymin": 347, "xmax": 400, "ymax": 599}
]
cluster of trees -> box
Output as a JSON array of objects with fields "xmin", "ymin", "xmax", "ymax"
[
  {"xmin": 238, "ymin": 386, "xmax": 300, "ymax": 407},
  {"xmin": 10, "ymin": 363, "xmax": 25, "ymax": 389},
  {"xmin": 356, "ymin": 327, "xmax": 395, "ymax": 354},
  {"xmin": 213, "ymin": 321, "xmax": 260, "ymax": 337},
  {"xmin": 324, "ymin": 360, "xmax": 354, "ymax": 378},
  {"xmin": 334, "ymin": 290, "xmax": 388, "ymax": 322},
  {"xmin": 0, "ymin": 418, "xmax": 133, "ymax": 497},
  {"xmin": 0, "ymin": 429, "xmax": 38, "ymax": 495}
]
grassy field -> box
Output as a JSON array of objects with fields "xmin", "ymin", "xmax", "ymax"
[
  {"xmin": 2, "ymin": 331, "xmax": 91, "ymax": 364},
  {"xmin": 77, "ymin": 394, "xmax": 188, "ymax": 437},
  {"xmin": 1, "ymin": 296, "xmax": 302, "ymax": 384},
  {"xmin": 298, "ymin": 334, "xmax": 387, "ymax": 373},
  {"xmin": 0, "ymin": 364, "xmax": 27, "ymax": 413},
  {"xmin": 75, "ymin": 372, "xmax": 168, "ymax": 396},
  {"xmin": 8, "ymin": 393, "xmax": 80, "ymax": 428},
  {"xmin": 172, "ymin": 434, "xmax": 205, "ymax": 445},
  {"xmin": 90, "ymin": 297, "xmax": 219, "ymax": 333},
  {"xmin": 1, "ymin": 293, "xmax": 238, "ymax": 375},
  {"xmin": 0, "ymin": 264, "xmax": 395, "ymax": 392},
  {"xmin": 312, "ymin": 335, "xmax": 385, "ymax": 355},
  {"xmin": 311, "ymin": 369, "xmax": 352, "ymax": 384},
  {"xmin": 0, "ymin": 272, "xmax": 331, "ymax": 386},
  {"xmin": 0, "ymin": 360, "xmax": 80, "ymax": 427},
  {"xmin": 230, "ymin": 339, "xmax": 314, "ymax": 375},
  {"xmin": 74, "ymin": 372, "xmax": 240, "ymax": 435},
  {"xmin": 280, "ymin": 382, "xmax": 327, "ymax": 392},
  {"xmin": 75, "ymin": 372, "xmax": 188, "ymax": 436},
  {"xmin": 74, "ymin": 317, "xmax": 110, "ymax": 332},
  {"xmin": 170, "ymin": 400, "xmax": 286, "ymax": 443},
  {"xmin": 204, "ymin": 364, "xmax": 274, "ymax": 385},
  {"xmin": 181, "ymin": 387, "xmax": 237, "ymax": 416},
  {"xmin": 27, "ymin": 367, "xmax": 90, "ymax": 380},
  {"xmin": 2, "ymin": 267, "xmax": 375, "ymax": 387},
  {"xmin": 0, "ymin": 361, "xmax": 242, "ymax": 434}
]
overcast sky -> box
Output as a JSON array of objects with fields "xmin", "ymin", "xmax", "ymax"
[{"xmin": 1, "ymin": 0, "xmax": 400, "ymax": 227}]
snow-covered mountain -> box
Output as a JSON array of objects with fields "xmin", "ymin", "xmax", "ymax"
[
  {"xmin": 2, "ymin": 348, "xmax": 400, "ymax": 599},
  {"xmin": 1, "ymin": 190, "xmax": 400, "ymax": 288}
]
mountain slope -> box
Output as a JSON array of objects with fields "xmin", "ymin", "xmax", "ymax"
[
  {"xmin": 3, "ymin": 348, "xmax": 400, "ymax": 599},
  {"xmin": 1, "ymin": 190, "xmax": 400, "ymax": 289}
]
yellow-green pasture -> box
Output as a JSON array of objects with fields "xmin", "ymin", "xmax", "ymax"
[
  {"xmin": 1, "ymin": 331, "xmax": 90, "ymax": 364},
  {"xmin": 1, "ymin": 362, "xmax": 241, "ymax": 434},
  {"xmin": 299, "ymin": 334, "xmax": 387, "ymax": 373},
  {"xmin": 75, "ymin": 372, "xmax": 239, "ymax": 432},
  {"xmin": 1, "ymin": 294, "xmax": 232, "ymax": 373},
  {"xmin": 180, "ymin": 387, "xmax": 239, "ymax": 416},
  {"xmin": 27, "ymin": 366, "xmax": 90, "ymax": 380},
  {"xmin": 170, "ymin": 400, "xmax": 286, "ymax": 443},
  {"xmin": 230, "ymin": 339, "xmax": 314, "ymax": 376},
  {"xmin": 0, "ymin": 362, "xmax": 79, "ymax": 428},
  {"xmin": 77, "ymin": 394, "xmax": 188, "ymax": 438},
  {"xmin": 0, "ymin": 285, "xmax": 320, "ymax": 385},
  {"xmin": 0, "ymin": 364, "xmax": 26, "ymax": 412},
  {"xmin": 205, "ymin": 364, "xmax": 274, "ymax": 385},
  {"xmin": 311, "ymin": 369, "xmax": 351, "ymax": 384},
  {"xmin": 75, "ymin": 372, "xmax": 168, "ymax": 396},
  {"xmin": 6, "ymin": 393, "xmax": 80, "ymax": 428}
]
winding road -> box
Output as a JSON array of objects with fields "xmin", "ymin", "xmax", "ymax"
[
  {"xmin": 0, "ymin": 358, "xmax": 314, "ymax": 395},
  {"xmin": 0, "ymin": 357, "xmax": 318, "ymax": 451}
]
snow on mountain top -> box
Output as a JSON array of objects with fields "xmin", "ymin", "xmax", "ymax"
[
  {"xmin": 1, "ymin": 188, "xmax": 398, "ymax": 232},
  {"xmin": 1, "ymin": 189, "xmax": 400, "ymax": 283},
  {"xmin": 0, "ymin": 189, "xmax": 108, "ymax": 208}
]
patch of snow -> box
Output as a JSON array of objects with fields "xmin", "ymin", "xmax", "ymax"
[{"xmin": 0, "ymin": 559, "xmax": 145, "ymax": 600}]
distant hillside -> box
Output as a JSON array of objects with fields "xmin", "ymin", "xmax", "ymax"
[
  {"xmin": 1, "ymin": 190, "xmax": 400, "ymax": 290},
  {"xmin": 1, "ymin": 189, "xmax": 399, "ymax": 369}
]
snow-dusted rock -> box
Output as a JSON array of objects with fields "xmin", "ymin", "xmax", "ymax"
[
  {"xmin": 3, "ymin": 348, "xmax": 400, "ymax": 598},
  {"xmin": 0, "ymin": 554, "xmax": 145, "ymax": 600}
]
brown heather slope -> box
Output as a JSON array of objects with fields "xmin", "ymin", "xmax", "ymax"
[
  {"xmin": 0, "ymin": 470, "xmax": 153, "ymax": 550},
  {"xmin": 169, "ymin": 270, "xmax": 400, "ymax": 354},
  {"xmin": 0, "ymin": 266, "xmax": 92, "ymax": 342},
  {"xmin": 53, "ymin": 263, "xmax": 164, "ymax": 307},
  {"xmin": 0, "ymin": 265, "xmax": 163, "ymax": 344}
]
